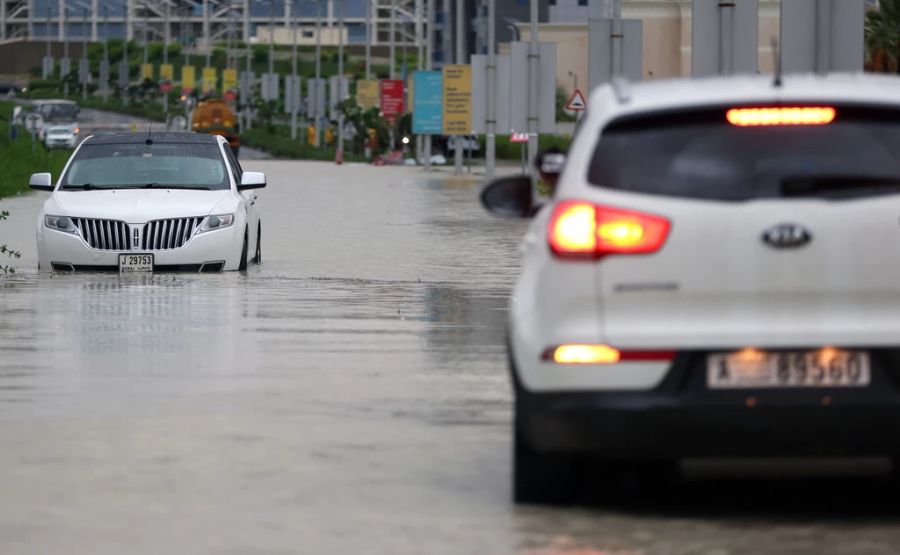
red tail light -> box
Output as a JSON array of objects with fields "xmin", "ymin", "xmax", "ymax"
[{"xmin": 548, "ymin": 200, "xmax": 670, "ymax": 259}]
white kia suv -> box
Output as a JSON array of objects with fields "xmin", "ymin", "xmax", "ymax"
[{"xmin": 482, "ymin": 73, "xmax": 900, "ymax": 504}]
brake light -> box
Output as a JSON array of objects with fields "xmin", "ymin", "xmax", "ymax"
[
  {"xmin": 544, "ymin": 344, "xmax": 675, "ymax": 364},
  {"xmin": 548, "ymin": 201, "xmax": 670, "ymax": 259},
  {"xmin": 726, "ymin": 106, "xmax": 836, "ymax": 127}
]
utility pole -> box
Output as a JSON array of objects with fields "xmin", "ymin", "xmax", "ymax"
[
  {"xmin": 389, "ymin": 0, "xmax": 395, "ymax": 78},
  {"xmin": 268, "ymin": 0, "xmax": 274, "ymax": 75},
  {"xmin": 337, "ymin": 0, "xmax": 344, "ymax": 162},
  {"xmin": 63, "ymin": 4, "xmax": 69, "ymax": 97},
  {"xmin": 291, "ymin": 0, "xmax": 298, "ymax": 139},
  {"xmin": 45, "ymin": 7, "xmax": 52, "ymax": 78},
  {"xmin": 527, "ymin": 0, "xmax": 538, "ymax": 171},
  {"xmin": 122, "ymin": 0, "xmax": 129, "ymax": 105},
  {"xmin": 486, "ymin": 0, "xmax": 496, "ymax": 179},
  {"xmin": 424, "ymin": 0, "xmax": 433, "ymax": 170},
  {"xmin": 163, "ymin": 0, "xmax": 169, "ymax": 114},
  {"xmin": 611, "ymin": 0, "xmax": 622, "ymax": 76},
  {"xmin": 315, "ymin": 0, "xmax": 322, "ymax": 148},
  {"xmin": 454, "ymin": 0, "xmax": 464, "ymax": 175},
  {"xmin": 142, "ymin": 1, "xmax": 148, "ymax": 65},
  {"xmin": 415, "ymin": 0, "xmax": 423, "ymax": 165},
  {"xmin": 245, "ymin": 9, "xmax": 252, "ymax": 129},
  {"xmin": 365, "ymin": 0, "xmax": 371, "ymax": 79}
]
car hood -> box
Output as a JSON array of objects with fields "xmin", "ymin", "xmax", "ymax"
[{"xmin": 52, "ymin": 189, "xmax": 233, "ymax": 223}]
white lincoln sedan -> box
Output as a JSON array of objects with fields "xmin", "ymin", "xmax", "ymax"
[
  {"xmin": 31, "ymin": 132, "xmax": 264, "ymax": 272},
  {"xmin": 482, "ymin": 73, "xmax": 900, "ymax": 504}
]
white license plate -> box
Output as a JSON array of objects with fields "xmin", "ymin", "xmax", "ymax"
[
  {"xmin": 119, "ymin": 253, "xmax": 153, "ymax": 273},
  {"xmin": 707, "ymin": 349, "xmax": 870, "ymax": 389}
]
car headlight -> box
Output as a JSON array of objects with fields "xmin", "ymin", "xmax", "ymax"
[
  {"xmin": 45, "ymin": 215, "xmax": 76, "ymax": 233},
  {"xmin": 198, "ymin": 213, "xmax": 234, "ymax": 233}
]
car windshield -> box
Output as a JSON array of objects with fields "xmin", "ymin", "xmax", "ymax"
[
  {"xmin": 38, "ymin": 102, "xmax": 78, "ymax": 122},
  {"xmin": 61, "ymin": 142, "xmax": 229, "ymax": 190},
  {"xmin": 588, "ymin": 106, "xmax": 900, "ymax": 201}
]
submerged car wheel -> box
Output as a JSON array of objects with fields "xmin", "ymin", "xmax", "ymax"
[
  {"xmin": 254, "ymin": 223, "xmax": 261, "ymax": 264},
  {"xmin": 239, "ymin": 228, "xmax": 248, "ymax": 271}
]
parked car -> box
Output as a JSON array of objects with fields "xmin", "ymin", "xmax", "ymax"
[
  {"xmin": 482, "ymin": 73, "xmax": 900, "ymax": 504},
  {"xmin": 30, "ymin": 132, "xmax": 264, "ymax": 273},
  {"xmin": 32, "ymin": 99, "xmax": 79, "ymax": 141}
]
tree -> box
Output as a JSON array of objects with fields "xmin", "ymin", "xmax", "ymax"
[{"xmin": 866, "ymin": 0, "xmax": 900, "ymax": 72}]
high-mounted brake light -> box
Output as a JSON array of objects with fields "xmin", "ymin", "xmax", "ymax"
[
  {"xmin": 544, "ymin": 344, "xmax": 676, "ymax": 365},
  {"xmin": 726, "ymin": 106, "xmax": 836, "ymax": 127},
  {"xmin": 548, "ymin": 201, "xmax": 670, "ymax": 259}
]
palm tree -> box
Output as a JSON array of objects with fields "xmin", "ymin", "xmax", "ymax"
[{"xmin": 866, "ymin": 0, "xmax": 900, "ymax": 72}]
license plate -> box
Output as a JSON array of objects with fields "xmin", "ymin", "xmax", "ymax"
[
  {"xmin": 119, "ymin": 253, "xmax": 153, "ymax": 273},
  {"xmin": 707, "ymin": 349, "xmax": 870, "ymax": 389}
]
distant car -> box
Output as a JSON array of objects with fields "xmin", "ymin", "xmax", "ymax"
[
  {"xmin": 482, "ymin": 73, "xmax": 900, "ymax": 504},
  {"xmin": 32, "ymin": 99, "xmax": 79, "ymax": 141},
  {"xmin": 43, "ymin": 124, "xmax": 79, "ymax": 149},
  {"xmin": 0, "ymin": 82, "xmax": 23, "ymax": 96},
  {"xmin": 30, "ymin": 132, "xmax": 264, "ymax": 273}
]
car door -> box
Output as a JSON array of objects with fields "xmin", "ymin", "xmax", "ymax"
[{"xmin": 223, "ymin": 144, "xmax": 259, "ymax": 247}]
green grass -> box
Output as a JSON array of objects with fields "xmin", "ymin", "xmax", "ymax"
[{"xmin": 0, "ymin": 102, "xmax": 72, "ymax": 199}]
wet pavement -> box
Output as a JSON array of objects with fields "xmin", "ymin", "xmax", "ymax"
[{"xmin": 2, "ymin": 161, "xmax": 900, "ymax": 554}]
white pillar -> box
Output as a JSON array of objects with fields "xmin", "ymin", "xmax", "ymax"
[
  {"xmin": 243, "ymin": 0, "xmax": 250, "ymax": 42},
  {"xmin": 90, "ymin": 0, "xmax": 97, "ymax": 41},
  {"xmin": 454, "ymin": 0, "xmax": 464, "ymax": 174},
  {"xmin": 59, "ymin": 0, "xmax": 65, "ymax": 40},
  {"xmin": 202, "ymin": 0, "xmax": 209, "ymax": 47}
]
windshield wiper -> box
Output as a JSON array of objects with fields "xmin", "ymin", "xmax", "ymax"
[
  {"xmin": 62, "ymin": 183, "xmax": 97, "ymax": 190},
  {"xmin": 140, "ymin": 183, "xmax": 212, "ymax": 190},
  {"xmin": 781, "ymin": 175, "xmax": 900, "ymax": 199}
]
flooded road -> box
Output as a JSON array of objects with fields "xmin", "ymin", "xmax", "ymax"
[{"xmin": 1, "ymin": 161, "xmax": 900, "ymax": 554}]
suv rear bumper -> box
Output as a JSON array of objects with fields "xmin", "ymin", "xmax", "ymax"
[{"xmin": 516, "ymin": 349, "xmax": 900, "ymax": 459}]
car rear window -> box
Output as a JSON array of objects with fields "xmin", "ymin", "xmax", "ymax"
[
  {"xmin": 588, "ymin": 106, "xmax": 900, "ymax": 201},
  {"xmin": 62, "ymin": 142, "xmax": 228, "ymax": 190}
]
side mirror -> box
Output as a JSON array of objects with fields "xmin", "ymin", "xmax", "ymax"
[
  {"xmin": 480, "ymin": 175, "xmax": 533, "ymax": 218},
  {"xmin": 29, "ymin": 172, "xmax": 53, "ymax": 191},
  {"xmin": 238, "ymin": 171, "xmax": 266, "ymax": 190}
]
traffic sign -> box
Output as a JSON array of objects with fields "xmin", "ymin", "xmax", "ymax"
[
  {"xmin": 159, "ymin": 81, "xmax": 172, "ymax": 93},
  {"xmin": 566, "ymin": 89, "xmax": 587, "ymax": 111},
  {"xmin": 510, "ymin": 132, "xmax": 529, "ymax": 143}
]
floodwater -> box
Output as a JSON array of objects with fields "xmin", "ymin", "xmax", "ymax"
[{"xmin": 2, "ymin": 161, "xmax": 900, "ymax": 554}]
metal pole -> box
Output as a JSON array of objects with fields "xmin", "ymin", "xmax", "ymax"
[
  {"xmin": 46, "ymin": 7, "xmax": 51, "ymax": 63},
  {"xmin": 815, "ymin": 0, "xmax": 832, "ymax": 74},
  {"xmin": 424, "ymin": 0, "xmax": 433, "ymax": 170},
  {"xmin": 163, "ymin": 0, "xmax": 169, "ymax": 113},
  {"xmin": 365, "ymin": 0, "xmax": 371, "ymax": 79},
  {"xmin": 90, "ymin": 0, "xmax": 97, "ymax": 40},
  {"xmin": 58, "ymin": 0, "xmax": 63, "ymax": 39},
  {"xmin": 63, "ymin": 4, "xmax": 69, "ymax": 97},
  {"xmin": 415, "ymin": 0, "xmax": 423, "ymax": 165},
  {"xmin": 202, "ymin": 0, "xmax": 209, "ymax": 50},
  {"xmin": 527, "ymin": 0, "xmax": 538, "ymax": 171},
  {"xmin": 611, "ymin": 0, "xmax": 621, "ymax": 77},
  {"xmin": 291, "ymin": 0, "xmax": 298, "ymax": 139},
  {"xmin": 719, "ymin": 3, "xmax": 733, "ymax": 75},
  {"xmin": 103, "ymin": 5, "xmax": 108, "ymax": 101},
  {"xmin": 123, "ymin": 1, "xmax": 129, "ymax": 104},
  {"xmin": 1, "ymin": 0, "xmax": 7, "ymax": 41},
  {"xmin": 243, "ymin": 0, "xmax": 250, "ymax": 42},
  {"xmin": 82, "ymin": 7, "xmax": 87, "ymax": 101},
  {"xmin": 315, "ymin": 0, "xmax": 322, "ymax": 148},
  {"xmin": 268, "ymin": 0, "xmax": 274, "ymax": 74},
  {"xmin": 454, "ymin": 0, "xmax": 464, "ymax": 175},
  {"xmin": 142, "ymin": 2, "xmax": 147, "ymax": 64},
  {"xmin": 389, "ymin": 0, "xmax": 395, "ymax": 78},
  {"xmin": 485, "ymin": 0, "xmax": 496, "ymax": 179},
  {"xmin": 337, "ymin": 0, "xmax": 344, "ymax": 161},
  {"xmin": 245, "ymin": 13, "xmax": 252, "ymax": 129}
]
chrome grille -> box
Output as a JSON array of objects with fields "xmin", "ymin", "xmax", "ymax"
[
  {"xmin": 72, "ymin": 218, "xmax": 131, "ymax": 251},
  {"xmin": 142, "ymin": 217, "xmax": 203, "ymax": 250}
]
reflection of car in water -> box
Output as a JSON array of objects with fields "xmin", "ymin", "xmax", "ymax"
[{"xmin": 191, "ymin": 99, "xmax": 240, "ymax": 157}]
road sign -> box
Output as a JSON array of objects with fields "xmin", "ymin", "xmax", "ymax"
[
  {"xmin": 510, "ymin": 132, "xmax": 529, "ymax": 143},
  {"xmin": 380, "ymin": 79, "xmax": 404, "ymax": 124},
  {"xmin": 141, "ymin": 63, "xmax": 154, "ymax": 81},
  {"xmin": 509, "ymin": 42, "xmax": 557, "ymax": 134},
  {"xmin": 202, "ymin": 67, "xmax": 217, "ymax": 93},
  {"xmin": 357, "ymin": 79, "xmax": 380, "ymax": 109},
  {"xmin": 780, "ymin": 0, "xmax": 864, "ymax": 73},
  {"xmin": 222, "ymin": 68, "xmax": 238, "ymax": 93},
  {"xmin": 442, "ymin": 65, "xmax": 472, "ymax": 135},
  {"xmin": 470, "ymin": 54, "xmax": 511, "ymax": 135},
  {"xmin": 566, "ymin": 89, "xmax": 587, "ymax": 111},
  {"xmin": 159, "ymin": 81, "xmax": 172, "ymax": 93},
  {"xmin": 182, "ymin": 66, "xmax": 196, "ymax": 93},
  {"xmin": 160, "ymin": 64, "xmax": 174, "ymax": 81},
  {"xmin": 284, "ymin": 75, "xmax": 301, "ymax": 114},
  {"xmin": 412, "ymin": 71, "xmax": 442, "ymax": 135},
  {"xmin": 692, "ymin": 0, "xmax": 759, "ymax": 76},
  {"xmin": 589, "ymin": 19, "xmax": 643, "ymax": 88},
  {"xmin": 42, "ymin": 56, "xmax": 54, "ymax": 79},
  {"xmin": 329, "ymin": 76, "xmax": 350, "ymax": 120}
]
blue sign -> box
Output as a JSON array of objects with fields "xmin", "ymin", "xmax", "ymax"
[{"xmin": 412, "ymin": 71, "xmax": 443, "ymax": 135}]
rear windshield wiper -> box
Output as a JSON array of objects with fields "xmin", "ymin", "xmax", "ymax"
[{"xmin": 781, "ymin": 175, "xmax": 900, "ymax": 199}]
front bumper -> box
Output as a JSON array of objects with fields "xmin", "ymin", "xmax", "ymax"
[
  {"xmin": 515, "ymin": 349, "xmax": 900, "ymax": 459},
  {"xmin": 38, "ymin": 224, "xmax": 243, "ymax": 272}
]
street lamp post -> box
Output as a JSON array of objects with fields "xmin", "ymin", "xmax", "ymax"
[
  {"xmin": 337, "ymin": 0, "xmax": 344, "ymax": 162},
  {"xmin": 315, "ymin": 0, "xmax": 322, "ymax": 148}
]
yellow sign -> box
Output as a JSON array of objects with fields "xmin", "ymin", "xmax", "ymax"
[
  {"xmin": 140, "ymin": 63, "xmax": 154, "ymax": 81},
  {"xmin": 202, "ymin": 67, "xmax": 217, "ymax": 93},
  {"xmin": 181, "ymin": 66, "xmax": 196, "ymax": 91},
  {"xmin": 442, "ymin": 65, "xmax": 472, "ymax": 135},
  {"xmin": 356, "ymin": 79, "xmax": 380, "ymax": 109},
  {"xmin": 222, "ymin": 68, "xmax": 238, "ymax": 92},
  {"xmin": 160, "ymin": 63, "xmax": 174, "ymax": 81}
]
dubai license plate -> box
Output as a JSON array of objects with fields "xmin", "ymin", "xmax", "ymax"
[
  {"xmin": 119, "ymin": 253, "xmax": 153, "ymax": 273},
  {"xmin": 707, "ymin": 349, "xmax": 870, "ymax": 389}
]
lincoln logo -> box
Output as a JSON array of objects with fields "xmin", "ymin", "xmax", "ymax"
[{"xmin": 762, "ymin": 223, "xmax": 812, "ymax": 249}]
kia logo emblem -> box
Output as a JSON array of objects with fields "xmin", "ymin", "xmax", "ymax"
[{"xmin": 762, "ymin": 223, "xmax": 812, "ymax": 249}]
